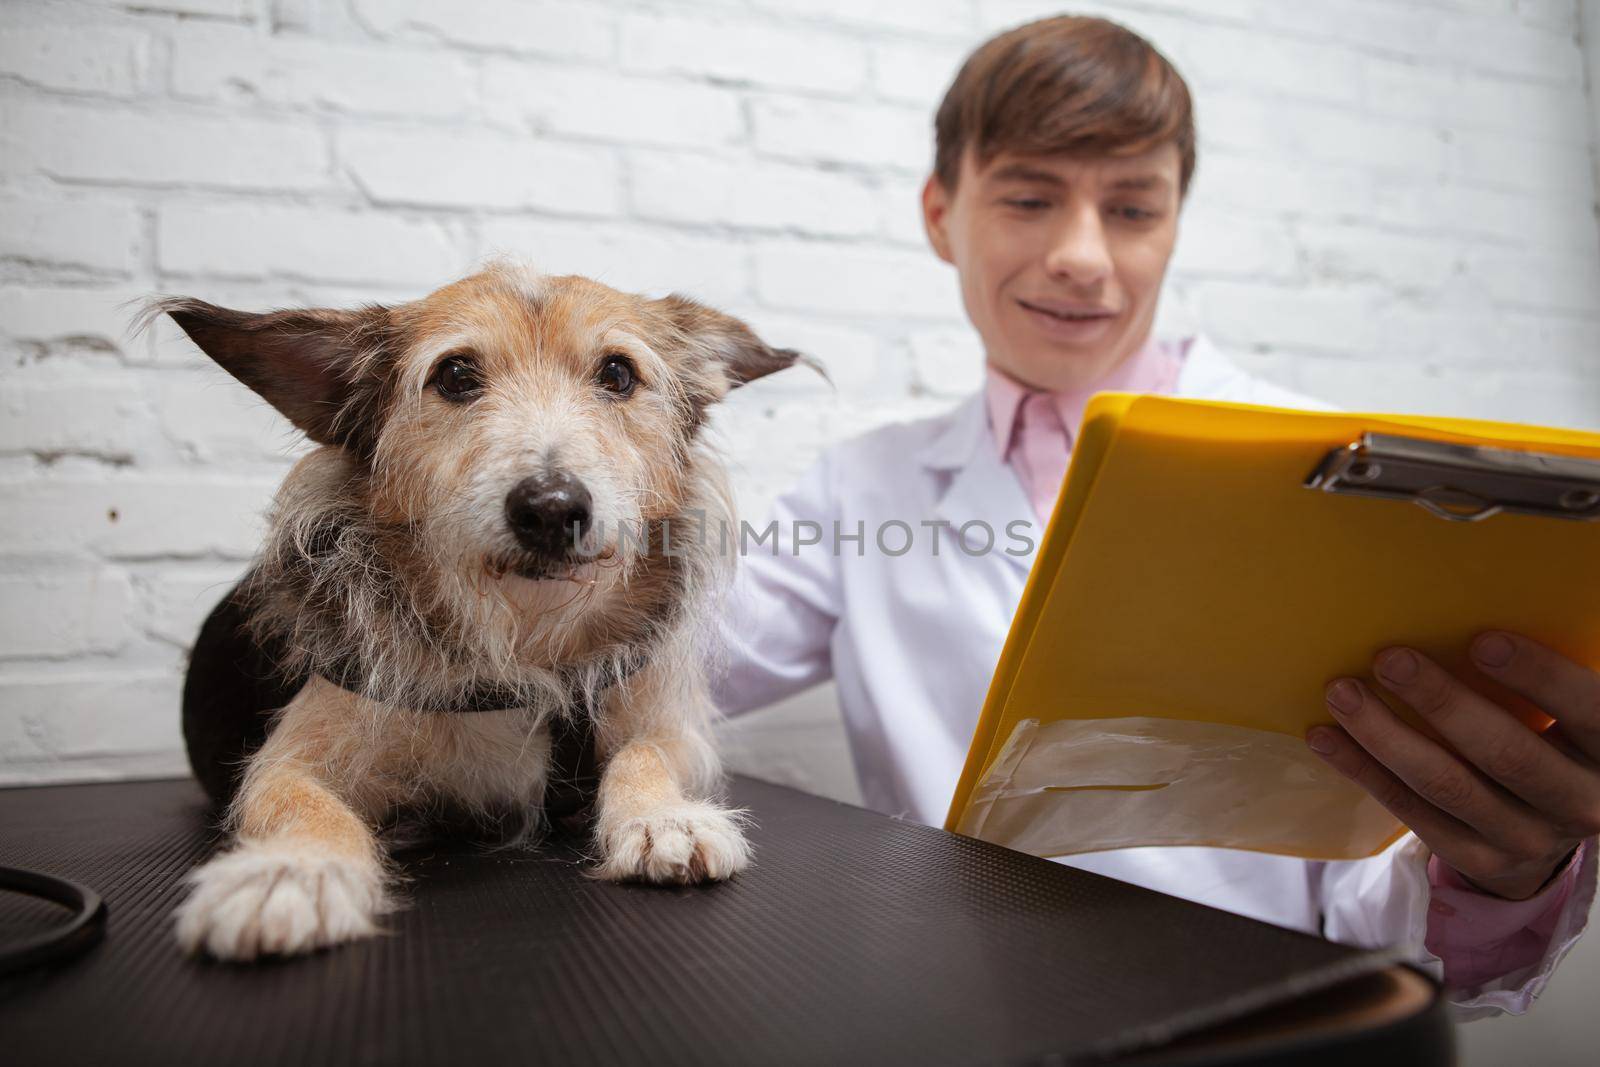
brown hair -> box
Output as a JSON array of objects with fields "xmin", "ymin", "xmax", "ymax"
[{"xmin": 933, "ymin": 15, "xmax": 1196, "ymax": 194}]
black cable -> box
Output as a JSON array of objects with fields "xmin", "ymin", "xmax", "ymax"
[{"xmin": 0, "ymin": 866, "xmax": 107, "ymax": 976}]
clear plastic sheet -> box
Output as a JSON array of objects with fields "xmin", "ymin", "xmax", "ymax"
[{"xmin": 956, "ymin": 717, "xmax": 1405, "ymax": 861}]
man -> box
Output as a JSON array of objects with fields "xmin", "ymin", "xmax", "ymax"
[{"xmin": 713, "ymin": 16, "xmax": 1596, "ymax": 1019}]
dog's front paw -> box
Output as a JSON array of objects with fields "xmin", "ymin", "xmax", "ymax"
[
  {"xmin": 595, "ymin": 801, "xmax": 752, "ymax": 885},
  {"xmin": 174, "ymin": 839, "xmax": 387, "ymax": 961}
]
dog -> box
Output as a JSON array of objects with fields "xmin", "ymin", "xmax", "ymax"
[{"xmin": 151, "ymin": 262, "xmax": 811, "ymax": 961}]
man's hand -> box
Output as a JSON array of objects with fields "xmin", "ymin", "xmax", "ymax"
[{"xmin": 1306, "ymin": 631, "xmax": 1600, "ymax": 901}]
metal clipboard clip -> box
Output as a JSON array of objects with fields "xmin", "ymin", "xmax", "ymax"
[{"xmin": 1304, "ymin": 433, "xmax": 1600, "ymax": 523}]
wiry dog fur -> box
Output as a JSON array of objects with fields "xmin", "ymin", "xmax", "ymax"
[{"xmin": 152, "ymin": 263, "xmax": 811, "ymax": 961}]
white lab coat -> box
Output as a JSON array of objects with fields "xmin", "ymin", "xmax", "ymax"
[{"xmin": 713, "ymin": 336, "xmax": 1596, "ymax": 1019}]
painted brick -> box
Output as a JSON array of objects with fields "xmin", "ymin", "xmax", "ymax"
[
  {"xmin": 0, "ymin": 376, "xmax": 148, "ymax": 458},
  {"xmin": 977, "ymin": 0, "xmax": 1114, "ymax": 34},
  {"xmin": 747, "ymin": 0, "xmax": 976, "ymax": 38},
  {"xmin": 340, "ymin": 128, "xmax": 621, "ymax": 215},
  {"xmin": 1187, "ymin": 153, "xmax": 1377, "ymax": 222},
  {"xmin": 879, "ymin": 176, "xmax": 931, "ymax": 246},
  {"xmin": 711, "ymin": 398, "xmax": 936, "ymax": 509},
  {"xmin": 484, "ymin": 61, "xmax": 744, "ymax": 151},
  {"xmin": 159, "ymin": 203, "xmax": 463, "ymax": 286},
  {"xmin": 130, "ymin": 562, "xmax": 249, "ymax": 650},
  {"xmin": 0, "ymin": 569, "xmax": 135, "ymax": 659},
  {"xmin": 1369, "ymin": 184, "xmax": 1600, "ymax": 253},
  {"xmin": 629, "ymin": 152, "xmax": 878, "ymax": 237},
  {"xmin": 0, "ymin": 23, "xmax": 148, "ymax": 96},
  {"xmin": 751, "ymin": 96, "xmax": 930, "ymax": 169},
  {"xmin": 1202, "ymin": 93, "xmax": 1451, "ymax": 178},
  {"xmin": 1294, "ymin": 224, "xmax": 1466, "ymax": 291},
  {"xmin": 1294, "ymin": 356, "xmax": 1600, "ymax": 430},
  {"xmin": 0, "ymin": 746, "xmax": 190, "ymax": 786},
  {"xmin": 270, "ymin": 0, "xmax": 313, "ymax": 33},
  {"xmin": 89, "ymin": 0, "xmax": 251, "ymax": 18},
  {"xmin": 1517, "ymin": 0, "xmax": 1579, "ymax": 33},
  {"xmin": 1452, "ymin": 129, "xmax": 1597, "ymax": 195},
  {"xmin": 1243, "ymin": 2, "xmax": 1467, "ymax": 66},
  {"xmin": 351, "ymin": 0, "xmax": 614, "ymax": 62},
  {"xmin": 0, "ymin": 285, "xmax": 151, "ymax": 357},
  {"xmin": 1169, "ymin": 209, "xmax": 1300, "ymax": 280},
  {"xmin": 478, "ymin": 219, "xmax": 750, "ymax": 307},
  {"xmin": 148, "ymin": 372, "xmax": 312, "ymax": 465},
  {"xmin": 727, "ymin": 307, "xmax": 888, "ymax": 397},
  {"xmin": 0, "ymin": 198, "xmax": 143, "ymax": 274},
  {"xmin": 0, "ymin": 670, "xmax": 184, "ymax": 774},
  {"xmin": 1587, "ymin": 0, "xmax": 1600, "ymax": 202},
  {"xmin": 170, "ymin": 26, "xmax": 477, "ymax": 119},
  {"xmin": 871, "ymin": 39, "xmax": 967, "ymax": 107},
  {"xmin": 1151, "ymin": 282, "xmax": 1201, "ymax": 342},
  {"xmin": 1464, "ymin": 248, "xmax": 1600, "ymax": 313},
  {"xmin": 0, "ymin": 100, "xmax": 329, "ymax": 191},
  {"xmin": 621, "ymin": 13, "xmax": 869, "ymax": 96},
  {"xmin": 1431, "ymin": 13, "xmax": 1584, "ymax": 83},
  {"xmin": 1365, "ymin": 62, "xmax": 1589, "ymax": 142},
  {"xmin": 1485, "ymin": 374, "xmax": 1600, "ymax": 431},
  {"xmin": 908, "ymin": 326, "xmax": 986, "ymax": 398},
  {"xmin": 288, "ymin": 282, "xmax": 437, "ymax": 311},
  {"xmin": 0, "ymin": 477, "xmax": 276, "ymax": 560},
  {"xmin": 1058, "ymin": 4, "xmax": 1364, "ymax": 109},
  {"xmin": 978, "ymin": 0, "xmax": 1247, "ymax": 35},
  {"xmin": 753, "ymin": 242, "xmax": 961, "ymax": 319},
  {"xmin": 1382, "ymin": 306, "xmax": 1600, "ymax": 370},
  {"xmin": 1190, "ymin": 280, "xmax": 1386, "ymax": 355},
  {"xmin": 1184, "ymin": 24, "xmax": 1363, "ymax": 109}
]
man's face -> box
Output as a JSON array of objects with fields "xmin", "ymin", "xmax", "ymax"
[{"xmin": 922, "ymin": 144, "xmax": 1183, "ymax": 392}]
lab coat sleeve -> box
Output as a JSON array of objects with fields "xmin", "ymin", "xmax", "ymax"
[
  {"xmin": 1316, "ymin": 833, "xmax": 1598, "ymax": 1021},
  {"xmin": 709, "ymin": 450, "xmax": 844, "ymax": 717}
]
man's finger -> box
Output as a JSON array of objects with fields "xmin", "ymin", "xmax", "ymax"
[
  {"xmin": 1318, "ymin": 677, "xmax": 1547, "ymax": 851},
  {"xmin": 1305, "ymin": 723, "xmax": 1498, "ymax": 874},
  {"xmin": 1469, "ymin": 631, "xmax": 1600, "ymax": 764},
  {"xmin": 1373, "ymin": 646, "xmax": 1600, "ymax": 835}
]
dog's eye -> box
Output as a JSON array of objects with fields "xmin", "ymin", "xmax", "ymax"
[
  {"xmin": 596, "ymin": 353, "xmax": 636, "ymax": 398},
  {"xmin": 431, "ymin": 354, "xmax": 482, "ymax": 400}
]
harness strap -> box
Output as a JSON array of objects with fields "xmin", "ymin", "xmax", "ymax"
[
  {"xmin": 313, "ymin": 655, "xmax": 642, "ymax": 827},
  {"xmin": 542, "ymin": 697, "xmax": 600, "ymax": 827}
]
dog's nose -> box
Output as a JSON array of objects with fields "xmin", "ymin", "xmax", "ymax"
[{"xmin": 505, "ymin": 472, "xmax": 592, "ymax": 558}]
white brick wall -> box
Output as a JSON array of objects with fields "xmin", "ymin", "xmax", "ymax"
[
  {"xmin": 1586, "ymin": 0, "xmax": 1600, "ymax": 193},
  {"xmin": 1, "ymin": 0, "xmax": 1597, "ymax": 799}
]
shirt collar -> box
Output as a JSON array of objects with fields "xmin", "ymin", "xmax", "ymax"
[{"xmin": 983, "ymin": 335, "xmax": 1189, "ymax": 457}]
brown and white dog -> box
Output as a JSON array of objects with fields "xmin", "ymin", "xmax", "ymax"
[{"xmin": 152, "ymin": 262, "xmax": 810, "ymax": 961}]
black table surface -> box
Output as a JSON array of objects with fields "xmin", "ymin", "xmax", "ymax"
[{"xmin": 0, "ymin": 775, "xmax": 1441, "ymax": 1066}]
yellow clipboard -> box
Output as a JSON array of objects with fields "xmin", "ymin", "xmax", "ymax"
[{"xmin": 944, "ymin": 393, "xmax": 1600, "ymax": 861}]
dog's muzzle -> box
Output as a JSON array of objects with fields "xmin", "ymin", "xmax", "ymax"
[{"xmin": 505, "ymin": 471, "xmax": 593, "ymax": 561}]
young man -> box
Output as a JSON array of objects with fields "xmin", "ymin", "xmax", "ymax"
[{"xmin": 713, "ymin": 16, "xmax": 1596, "ymax": 1018}]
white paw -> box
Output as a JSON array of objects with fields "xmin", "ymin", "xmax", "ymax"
[
  {"xmin": 595, "ymin": 801, "xmax": 752, "ymax": 885},
  {"xmin": 174, "ymin": 839, "xmax": 387, "ymax": 961}
]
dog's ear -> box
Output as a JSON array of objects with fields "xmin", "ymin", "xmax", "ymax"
[
  {"xmin": 147, "ymin": 297, "xmax": 390, "ymax": 449},
  {"xmin": 655, "ymin": 294, "xmax": 826, "ymax": 394}
]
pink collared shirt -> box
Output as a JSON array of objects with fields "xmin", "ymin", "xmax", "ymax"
[
  {"xmin": 982, "ymin": 334, "xmax": 1584, "ymax": 992},
  {"xmin": 985, "ymin": 336, "xmax": 1184, "ymax": 521}
]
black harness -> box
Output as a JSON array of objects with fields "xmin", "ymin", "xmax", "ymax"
[
  {"xmin": 181, "ymin": 577, "xmax": 637, "ymax": 826},
  {"xmin": 314, "ymin": 651, "xmax": 648, "ymax": 825}
]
